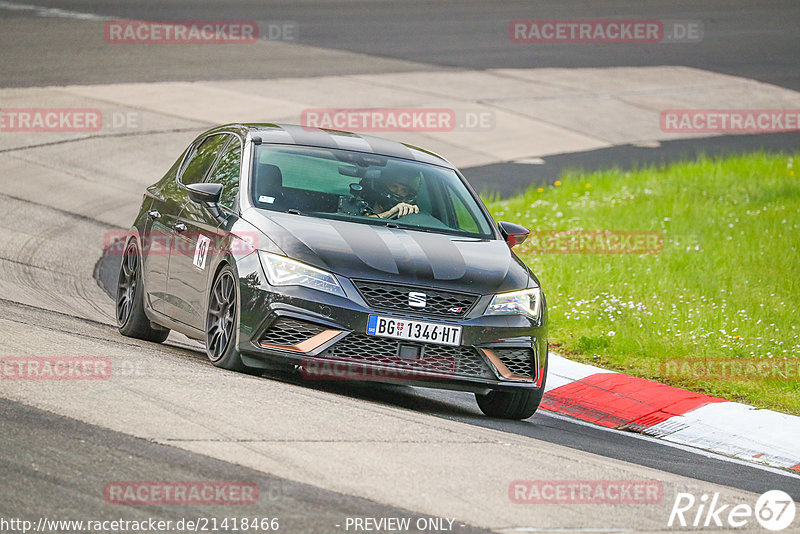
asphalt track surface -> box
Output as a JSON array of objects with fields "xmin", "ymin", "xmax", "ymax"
[
  {"xmin": 89, "ymin": 250, "xmax": 799, "ymax": 502},
  {"xmin": 0, "ymin": 397, "xmax": 489, "ymax": 534},
  {"xmin": 464, "ymin": 131, "xmax": 800, "ymax": 197},
  {"xmin": 1, "ymin": 1, "xmax": 800, "ymax": 532},
  {"xmin": 0, "ymin": 1, "xmax": 798, "ymax": 90}
]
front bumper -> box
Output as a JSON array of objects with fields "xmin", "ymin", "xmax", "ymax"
[{"xmin": 236, "ymin": 253, "xmax": 547, "ymax": 394}]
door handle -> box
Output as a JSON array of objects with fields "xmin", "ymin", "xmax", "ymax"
[
  {"xmin": 174, "ymin": 222, "xmax": 187, "ymax": 233},
  {"xmin": 148, "ymin": 209, "xmax": 161, "ymax": 220}
]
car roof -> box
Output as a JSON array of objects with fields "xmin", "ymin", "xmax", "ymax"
[{"xmin": 202, "ymin": 123, "xmax": 455, "ymax": 169}]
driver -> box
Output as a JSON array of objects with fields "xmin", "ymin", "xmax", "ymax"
[{"xmin": 364, "ymin": 168, "xmax": 420, "ymax": 219}]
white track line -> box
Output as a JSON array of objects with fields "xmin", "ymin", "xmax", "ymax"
[
  {"xmin": 539, "ymin": 410, "xmax": 800, "ymax": 481},
  {"xmin": 0, "ymin": 1, "xmax": 109, "ymax": 20}
]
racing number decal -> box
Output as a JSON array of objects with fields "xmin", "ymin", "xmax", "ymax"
[{"xmin": 193, "ymin": 235, "xmax": 212, "ymax": 270}]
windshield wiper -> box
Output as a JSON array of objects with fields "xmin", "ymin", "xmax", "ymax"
[{"xmin": 383, "ymin": 221, "xmax": 441, "ymax": 234}]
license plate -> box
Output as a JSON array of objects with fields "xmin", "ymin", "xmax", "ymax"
[{"xmin": 366, "ymin": 315, "xmax": 462, "ymax": 346}]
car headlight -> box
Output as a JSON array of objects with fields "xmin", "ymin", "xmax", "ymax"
[
  {"xmin": 258, "ymin": 251, "xmax": 346, "ymax": 298},
  {"xmin": 484, "ymin": 287, "xmax": 542, "ymax": 320}
]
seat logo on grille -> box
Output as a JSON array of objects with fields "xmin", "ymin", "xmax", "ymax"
[{"xmin": 408, "ymin": 291, "xmax": 427, "ymax": 308}]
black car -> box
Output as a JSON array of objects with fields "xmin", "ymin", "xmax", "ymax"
[{"xmin": 116, "ymin": 123, "xmax": 548, "ymax": 419}]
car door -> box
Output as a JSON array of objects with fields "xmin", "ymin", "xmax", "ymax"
[
  {"xmin": 162, "ymin": 132, "xmax": 231, "ymax": 327},
  {"xmin": 141, "ymin": 190, "xmax": 182, "ymax": 316},
  {"xmin": 167, "ymin": 134, "xmax": 240, "ymax": 330},
  {"xmin": 142, "ymin": 145, "xmax": 198, "ymax": 316}
]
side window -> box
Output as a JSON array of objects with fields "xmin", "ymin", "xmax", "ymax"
[
  {"xmin": 206, "ymin": 139, "xmax": 242, "ymax": 210},
  {"xmin": 443, "ymin": 181, "xmax": 486, "ymax": 234},
  {"xmin": 180, "ymin": 134, "xmax": 229, "ymax": 185},
  {"xmin": 451, "ymin": 193, "xmax": 479, "ymax": 233}
]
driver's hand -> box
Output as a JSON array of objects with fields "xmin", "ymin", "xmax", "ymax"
[{"xmin": 385, "ymin": 202, "xmax": 419, "ymax": 218}]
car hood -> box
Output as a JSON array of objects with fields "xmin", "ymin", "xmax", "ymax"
[{"xmin": 243, "ymin": 209, "xmax": 532, "ymax": 295}]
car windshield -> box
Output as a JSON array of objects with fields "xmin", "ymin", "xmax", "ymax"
[{"xmin": 251, "ymin": 144, "xmax": 494, "ymax": 237}]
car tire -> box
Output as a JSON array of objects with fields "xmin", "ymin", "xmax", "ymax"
[
  {"xmin": 475, "ymin": 355, "xmax": 548, "ymax": 420},
  {"xmin": 116, "ymin": 237, "xmax": 170, "ymax": 343},
  {"xmin": 205, "ymin": 265, "xmax": 258, "ymax": 374},
  {"xmin": 475, "ymin": 387, "xmax": 544, "ymax": 420}
]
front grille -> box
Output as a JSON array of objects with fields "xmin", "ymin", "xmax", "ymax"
[
  {"xmin": 319, "ymin": 333, "xmax": 494, "ymax": 379},
  {"xmin": 353, "ymin": 280, "xmax": 478, "ymax": 318},
  {"xmin": 260, "ymin": 317, "xmax": 325, "ymax": 347},
  {"xmin": 492, "ymin": 347, "xmax": 535, "ymax": 379}
]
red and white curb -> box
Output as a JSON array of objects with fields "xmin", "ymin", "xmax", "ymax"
[{"xmin": 542, "ymin": 354, "xmax": 800, "ymax": 472}]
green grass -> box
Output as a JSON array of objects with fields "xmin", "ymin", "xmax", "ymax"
[{"xmin": 485, "ymin": 153, "xmax": 800, "ymax": 415}]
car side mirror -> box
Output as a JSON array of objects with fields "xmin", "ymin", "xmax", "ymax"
[
  {"xmin": 498, "ymin": 221, "xmax": 530, "ymax": 248},
  {"xmin": 186, "ymin": 182, "xmax": 223, "ymax": 204}
]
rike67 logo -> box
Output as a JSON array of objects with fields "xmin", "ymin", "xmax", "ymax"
[{"xmin": 668, "ymin": 490, "xmax": 796, "ymax": 531}]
